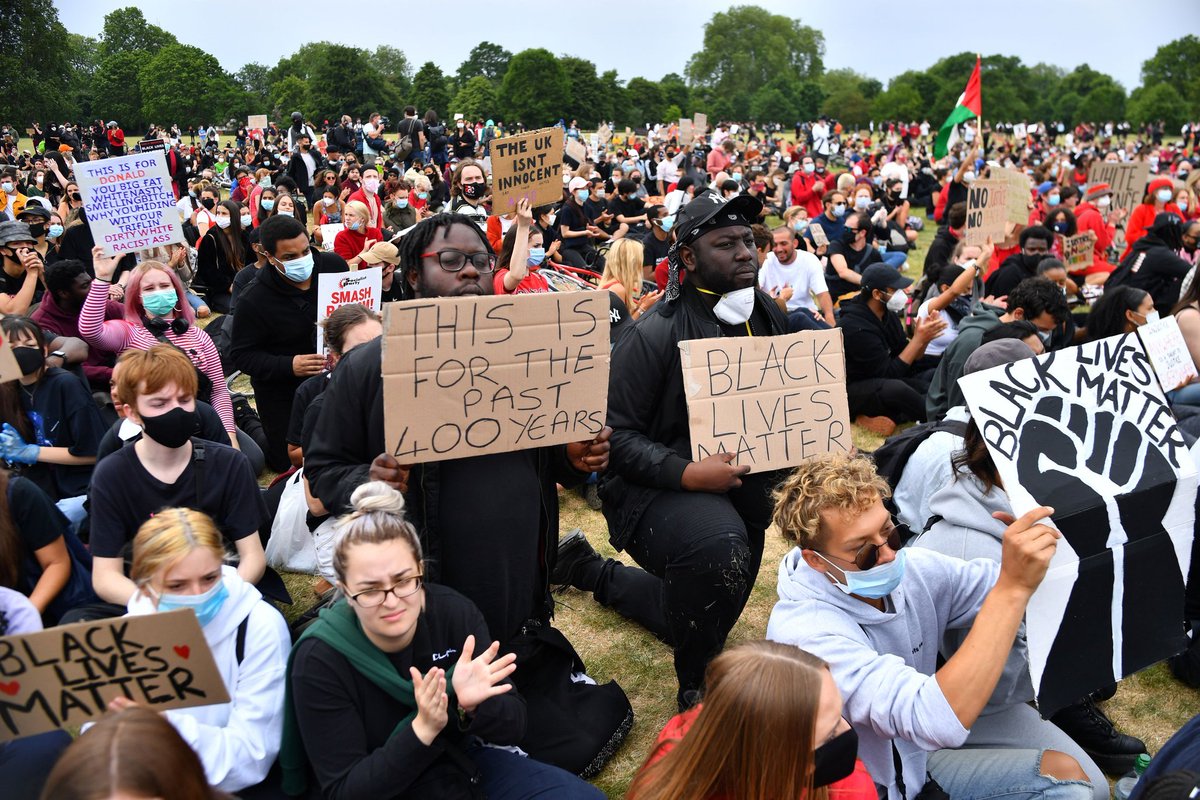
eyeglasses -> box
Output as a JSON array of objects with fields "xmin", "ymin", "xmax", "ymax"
[
  {"xmin": 420, "ymin": 249, "xmax": 497, "ymax": 273},
  {"xmin": 820, "ymin": 519, "xmax": 905, "ymax": 570},
  {"xmin": 348, "ymin": 575, "xmax": 424, "ymax": 607}
]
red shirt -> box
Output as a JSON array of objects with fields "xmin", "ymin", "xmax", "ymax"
[
  {"xmin": 348, "ymin": 188, "xmax": 384, "ymax": 229},
  {"xmin": 493, "ymin": 266, "xmax": 550, "ymax": 294},
  {"xmin": 333, "ymin": 225, "xmax": 383, "ymax": 262}
]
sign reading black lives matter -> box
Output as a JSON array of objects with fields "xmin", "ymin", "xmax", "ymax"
[
  {"xmin": 679, "ymin": 329, "xmax": 851, "ymax": 473},
  {"xmin": 75, "ymin": 149, "xmax": 184, "ymax": 256},
  {"xmin": 488, "ymin": 128, "xmax": 564, "ymax": 215},
  {"xmin": 0, "ymin": 610, "xmax": 228, "ymax": 741},
  {"xmin": 959, "ymin": 334, "xmax": 1196, "ymax": 715},
  {"xmin": 381, "ymin": 292, "xmax": 610, "ymax": 464}
]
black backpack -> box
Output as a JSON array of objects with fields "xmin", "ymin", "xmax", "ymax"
[{"xmin": 868, "ymin": 418, "xmax": 968, "ymax": 497}]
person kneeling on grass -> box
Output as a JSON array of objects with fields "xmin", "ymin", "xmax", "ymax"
[
  {"xmin": 114, "ymin": 507, "xmax": 290, "ymax": 796},
  {"xmin": 627, "ymin": 639, "xmax": 875, "ymax": 800},
  {"xmin": 767, "ymin": 452, "xmax": 1097, "ymax": 800},
  {"xmin": 283, "ymin": 481, "xmax": 603, "ymax": 800}
]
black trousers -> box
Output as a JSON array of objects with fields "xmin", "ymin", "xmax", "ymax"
[
  {"xmin": 593, "ymin": 490, "xmax": 766, "ymax": 701},
  {"xmin": 254, "ymin": 386, "xmax": 296, "ymax": 473},
  {"xmin": 847, "ymin": 361, "xmax": 938, "ymax": 423}
]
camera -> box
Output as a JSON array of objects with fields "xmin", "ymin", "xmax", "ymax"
[{"xmin": 379, "ymin": 116, "xmax": 391, "ymax": 127}]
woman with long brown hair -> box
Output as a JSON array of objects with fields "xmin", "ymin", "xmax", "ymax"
[
  {"xmin": 627, "ymin": 640, "xmax": 872, "ymax": 800},
  {"xmin": 195, "ymin": 199, "xmax": 251, "ymax": 313}
]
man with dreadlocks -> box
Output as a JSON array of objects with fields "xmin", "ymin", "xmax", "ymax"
[{"xmin": 552, "ymin": 190, "xmax": 790, "ymax": 711}]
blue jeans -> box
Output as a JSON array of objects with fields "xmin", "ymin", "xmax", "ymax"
[
  {"xmin": 185, "ymin": 290, "xmax": 206, "ymax": 312},
  {"xmin": 56, "ymin": 494, "xmax": 88, "ymax": 536},
  {"xmin": 468, "ymin": 744, "xmax": 604, "ymax": 799},
  {"xmin": 881, "ymin": 250, "xmax": 908, "ymax": 270},
  {"xmin": 927, "ymin": 748, "xmax": 1094, "ymax": 800},
  {"xmin": 787, "ymin": 308, "xmax": 832, "ymax": 332},
  {"xmin": 1167, "ymin": 381, "xmax": 1200, "ymax": 407}
]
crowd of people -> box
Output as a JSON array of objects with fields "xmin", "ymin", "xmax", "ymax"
[{"xmin": 0, "ymin": 102, "xmax": 1198, "ymax": 800}]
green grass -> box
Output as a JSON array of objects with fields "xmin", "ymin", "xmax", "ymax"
[{"xmin": 251, "ymin": 203, "xmax": 1198, "ymax": 798}]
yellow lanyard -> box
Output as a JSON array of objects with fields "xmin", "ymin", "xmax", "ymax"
[{"xmin": 695, "ymin": 287, "xmax": 754, "ymax": 336}]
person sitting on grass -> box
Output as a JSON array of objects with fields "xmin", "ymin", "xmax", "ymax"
[{"xmin": 627, "ymin": 639, "xmax": 876, "ymax": 800}]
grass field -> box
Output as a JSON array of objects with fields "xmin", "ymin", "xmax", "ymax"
[{"xmin": 267, "ymin": 219, "xmax": 1200, "ymax": 798}]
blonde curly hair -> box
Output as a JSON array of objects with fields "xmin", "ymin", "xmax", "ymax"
[{"xmin": 772, "ymin": 452, "xmax": 890, "ymax": 548}]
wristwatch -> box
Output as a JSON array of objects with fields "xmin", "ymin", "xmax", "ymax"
[{"xmin": 48, "ymin": 349, "xmax": 67, "ymax": 363}]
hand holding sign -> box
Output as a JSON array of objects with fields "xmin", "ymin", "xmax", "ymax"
[
  {"xmin": 682, "ymin": 452, "xmax": 751, "ymax": 493},
  {"xmin": 567, "ymin": 426, "xmax": 612, "ymax": 474},
  {"xmin": 993, "ymin": 505, "xmax": 1059, "ymax": 595},
  {"xmin": 91, "ymin": 245, "xmax": 121, "ymax": 282},
  {"xmin": 369, "ymin": 453, "xmax": 411, "ymax": 493}
]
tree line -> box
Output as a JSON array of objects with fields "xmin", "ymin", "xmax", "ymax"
[{"xmin": 4, "ymin": 1, "xmax": 1197, "ymax": 134}]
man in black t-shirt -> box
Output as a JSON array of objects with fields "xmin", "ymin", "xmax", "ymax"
[
  {"xmin": 395, "ymin": 106, "xmax": 425, "ymax": 170},
  {"xmin": 641, "ymin": 205, "xmax": 671, "ymax": 276},
  {"xmin": 89, "ymin": 346, "xmax": 266, "ymax": 606},
  {"xmin": 825, "ymin": 212, "xmax": 883, "ymax": 300},
  {"xmin": 608, "ymin": 179, "xmax": 649, "ymax": 239}
]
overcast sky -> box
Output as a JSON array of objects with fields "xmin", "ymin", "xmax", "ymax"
[{"xmin": 55, "ymin": 0, "xmax": 1196, "ymax": 92}]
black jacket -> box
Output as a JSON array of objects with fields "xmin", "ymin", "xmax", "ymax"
[
  {"xmin": 599, "ymin": 283, "xmax": 788, "ymax": 549},
  {"xmin": 290, "ymin": 584, "xmax": 525, "ymax": 800},
  {"xmin": 837, "ymin": 293, "xmax": 912, "ymax": 383},
  {"xmin": 923, "ymin": 226, "xmax": 960, "ymax": 279},
  {"xmin": 286, "ymin": 149, "xmax": 325, "ymax": 203},
  {"xmin": 984, "ymin": 252, "xmax": 1036, "ymax": 299},
  {"xmin": 303, "ymin": 336, "xmax": 585, "ymax": 633},
  {"xmin": 230, "ymin": 249, "xmax": 347, "ymax": 398},
  {"xmin": 1109, "ymin": 233, "xmax": 1193, "ymax": 313},
  {"xmin": 327, "ymin": 123, "xmax": 357, "ymax": 154}
]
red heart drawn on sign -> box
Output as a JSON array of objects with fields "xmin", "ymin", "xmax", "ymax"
[
  {"xmin": 0, "ymin": 681, "xmax": 19, "ymax": 695},
  {"xmin": 173, "ymin": 645, "xmax": 190, "ymax": 659}
]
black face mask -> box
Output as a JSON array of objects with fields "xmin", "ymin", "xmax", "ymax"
[
  {"xmin": 842, "ymin": 228, "xmax": 860, "ymax": 246},
  {"xmin": 1021, "ymin": 252, "xmax": 1045, "ymax": 270},
  {"xmin": 27, "ymin": 223, "xmax": 46, "ymax": 238},
  {"xmin": 462, "ymin": 182, "xmax": 487, "ymax": 200},
  {"xmin": 200, "ymin": 197, "xmax": 216, "ymax": 210},
  {"xmin": 139, "ymin": 406, "xmax": 197, "ymax": 449},
  {"xmin": 812, "ymin": 727, "xmax": 858, "ymax": 787},
  {"xmin": 12, "ymin": 346, "xmax": 44, "ymax": 376}
]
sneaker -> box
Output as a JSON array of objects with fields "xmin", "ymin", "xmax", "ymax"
[
  {"xmin": 550, "ymin": 529, "xmax": 603, "ymax": 593},
  {"xmin": 1050, "ymin": 696, "xmax": 1147, "ymax": 775},
  {"xmin": 583, "ymin": 483, "xmax": 603, "ymax": 511},
  {"xmin": 855, "ymin": 415, "xmax": 897, "ymax": 437}
]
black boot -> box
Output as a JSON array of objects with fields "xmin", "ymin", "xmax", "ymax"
[
  {"xmin": 1050, "ymin": 696, "xmax": 1147, "ymax": 775},
  {"xmin": 550, "ymin": 529, "xmax": 605, "ymax": 593}
]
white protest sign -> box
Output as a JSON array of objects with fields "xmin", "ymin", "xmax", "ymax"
[
  {"xmin": 1013, "ymin": 123, "xmax": 1027, "ymax": 139},
  {"xmin": 1137, "ymin": 316, "xmax": 1199, "ymax": 394},
  {"xmin": 679, "ymin": 329, "xmax": 851, "ymax": 472},
  {"xmin": 318, "ymin": 223, "xmax": 344, "ymax": 252},
  {"xmin": 959, "ymin": 334, "xmax": 1196, "ymax": 716},
  {"xmin": 75, "ymin": 150, "xmax": 184, "ymax": 255},
  {"xmin": 381, "ymin": 292, "xmax": 610, "ymax": 464},
  {"xmin": 316, "ymin": 267, "xmax": 383, "ymax": 356}
]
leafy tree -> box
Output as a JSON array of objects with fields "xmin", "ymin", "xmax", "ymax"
[
  {"xmin": 411, "ymin": 61, "xmax": 452, "ymax": 118},
  {"xmin": 235, "ymin": 62, "xmax": 271, "ymax": 111},
  {"xmin": 659, "ymin": 73, "xmax": 691, "ymax": 116},
  {"xmin": 91, "ymin": 51, "xmax": 149, "ymax": 130},
  {"xmin": 749, "ymin": 85, "xmax": 791, "ymax": 124},
  {"xmin": 98, "ymin": 7, "xmax": 175, "ymax": 59},
  {"xmin": 452, "ymin": 76, "xmax": 497, "ymax": 120},
  {"xmin": 560, "ymin": 56, "xmax": 608, "ymax": 127},
  {"xmin": 498, "ymin": 49, "xmax": 570, "ymax": 127},
  {"xmin": 309, "ymin": 45, "xmax": 398, "ymax": 122},
  {"xmin": 1052, "ymin": 63, "xmax": 1126, "ymax": 121},
  {"xmin": 457, "ymin": 41, "xmax": 512, "ymax": 85},
  {"xmin": 686, "ymin": 5, "xmax": 824, "ymax": 119},
  {"xmin": 1077, "ymin": 83, "xmax": 1126, "ymax": 124},
  {"xmin": 626, "ymin": 78, "xmax": 666, "ymax": 126},
  {"xmin": 367, "ymin": 45, "xmax": 415, "ymax": 94},
  {"xmin": 269, "ymin": 42, "xmax": 334, "ymax": 86},
  {"xmin": 140, "ymin": 44, "xmax": 232, "ymax": 126},
  {"xmin": 0, "ymin": 0, "xmax": 75, "ymax": 123},
  {"xmin": 1127, "ymin": 83, "xmax": 1188, "ymax": 128},
  {"xmin": 601, "ymin": 70, "xmax": 633, "ymax": 128},
  {"xmin": 65, "ymin": 33, "xmax": 101, "ymax": 119},
  {"xmin": 270, "ymin": 75, "xmax": 310, "ymax": 121},
  {"xmin": 871, "ymin": 83, "xmax": 924, "ymax": 122},
  {"xmin": 821, "ymin": 85, "xmax": 870, "ymax": 127},
  {"xmin": 664, "ymin": 104, "xmax": 683, "ymax": 123},
  {"xmin": 1140, "ymin": 35, "xmax": 1200, "ymax": 108},
  {"xmin": 1024, "ymin": 63, "xmax": 1065, "ymax": 121},
  {"xmin": 858, "ymin": 78, "xmax": 882, "ymax": 100},
  {"xmin": 794, "ymin": 82, "xmax": 826, "ymax": 121}
]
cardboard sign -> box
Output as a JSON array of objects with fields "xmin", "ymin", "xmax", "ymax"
[
  {"xmin": 598, "ymin": 124, "xmax": 611, "ymax": 146},
  {"xmin": 75, "ymin": 150, "xmax": 184, "ymax": 255},
  {"xmin": 317, "ymin": 267, "xmax": 383, "ymax": 356},
  {"xmin": 136, "ymin": 139, "xmax": 165, "ymax": 153},
  {"xmin": 1013, "ymin": 123, "xmax": 1027, "ymax": 139},
  {"xmin": 0, "ymin": 327, "xmax": 21, "ymax": 384},
  {"xmin": 489, "ymin": 128, "xmax": 564, "ymax": 216},
  {"xmin": 0, "ymin": 610, "xmax": 229, "ymax": 741},
  {"xmin": 564, "ymin": 137, "xmax": 587, "ymax": 166},
  {"xmin": 679, "ymin": 119, "xmax": 694, "ymax": 146},
  {"xmin": 247, "ymin": 115, "xmax": 268, "ymax": 129},
  {"xmin": 693, "ymin": 113, "xmax": 707, "ymax": 135},
  {"xmin": 679, "ymin": 329, "xmax": 851, "ymax": 473},
  {"xmin": 382, "ymin": 292, "xmax": 610, "ymax": 463},
  {"xmin": 1060, "ymin": 231, "xmax": 1096, "ymax": 269},
  {"xmin": 964, "ymin": 179, "xmax": 1008, "ymax": 246},
  {"xmin": 809, "ymin": 223, "xmax": 829, "ymax": 248},
  {"xmin": 996, "ymin": 167, "xmax": 1032, "ymax": 226},
  {"xmin": 1137, "ymin": 316, "xmax": 1199, "ymax": 393},
  {"xmin": 1088, "ymin": 161, "xmax": 1150, "ymax": 213},
  {"xmin": 959, "ymin": 334, "xmax": 1196, "ymax": 715}
]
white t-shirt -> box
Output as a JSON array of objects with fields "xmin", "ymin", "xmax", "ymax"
[
  {"xmin": 758, "ymin": 250, "xmax": 827, "ymax": 313},
  {"xmin": 811, "ymin": 122, "xmax": 831, "ymax": 155},
  {"xmin": 362, "ymin": 122, "xmax": 382, "ymax": 154},
  {"xmin": 916, "ymin": 297, "xmax": 959, "ymax": 356}
]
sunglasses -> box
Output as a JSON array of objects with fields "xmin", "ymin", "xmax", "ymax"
[{"xmin": 823, "ymin": 519, "xmax": 905, "ymax": 570}]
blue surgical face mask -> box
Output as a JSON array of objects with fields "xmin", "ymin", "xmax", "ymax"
[
  {"xmin": 832, "ymin": 204, "xmax": 846, "ymax": 218},
  {"xmin": 276, "ymin": 251, "xmax": 314, "ymax": 282},
  {"xmin": 527, "ymin": 247, "xmax": 546, "ymax": 266},
  {"xmin": 1047, "ymin": 194, "xmax": 1061, "ymax": 207},
  {"xmin": 262, "ymin": 198, "xmax": 275, "ymax": 211},
  {"xmin": 240, "ymin": 214, "xmax": 253, "ymax": 227},
  {"xmin": 659, "ymin": 216, "xmax": 674, "ymax": 233},
  {"xmin": 397, "ymin": 199, "xmax": 409, "ymax": 208},
  {"xmin": 259, "ymin": 177, "xmax": 271, "ymax": 188},
  {"xmin": 142, "ymin": 288, "xmax": 178, "ymax": 317},
  {"xmin": 794, "ymin": 219, "xmax": 809, "ymax": 232},
  {"xmin": 815, "ymin": 549, "xmax": 907, "ymax": 599},
  {"xmin": 731, "ymin": 172, "xmax": 742, "ymax": 183},
  {"xmin": 575, "ymin": 189, "xmax": 589, "ymax": 204},
  {"xmin": 417, "ymin": 192, "xmax": 428, "ymax": 200},
  {"xmin": 47, "ymin": 224, "xmax": 64, "ymax": 239},
  {"xmin": 1157, "ymin": 188, "xmax": 1174, "ymax": 204},
  {"xmin": 157, "ymin": 580, "xmax": 229, "ymax": 628}
]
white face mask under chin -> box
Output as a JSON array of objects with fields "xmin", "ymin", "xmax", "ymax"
[{"xmin": 713, "ymin": 286, "xmax": 756, "ymax": 325}]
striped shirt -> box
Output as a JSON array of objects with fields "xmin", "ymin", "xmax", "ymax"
[{"xmin": 79, "ymin": 281, "xmax": 235, "ymax": 431}]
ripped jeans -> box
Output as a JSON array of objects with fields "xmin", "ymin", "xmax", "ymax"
[{"xmin": 592, "ymin": 489, "xmax": 767, "ymax": 703}]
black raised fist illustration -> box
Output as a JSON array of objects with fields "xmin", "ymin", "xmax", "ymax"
[{"xmin": 1015, "ymin": 396, "xmax": 1186, "ymax": 714}]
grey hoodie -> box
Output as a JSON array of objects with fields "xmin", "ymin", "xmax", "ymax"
[
  {"xmin": 768, "ymin": 547, "xmax": 999, "ymax": 800},
  {"xmin": 911, "ymin": 474, "xmax": 1036, "ymax": 713}
]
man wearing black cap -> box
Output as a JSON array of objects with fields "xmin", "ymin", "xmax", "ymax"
[
  {"xmin": 838, "ymin": 264, "xmax": 945, "ymax": 435},
  {"xmin": 0, "ymin": 220, "xmax": 44, "ymax": 313},
  {"xmin": 552, "ymin": 189, "xmax": 790, "ymax": 709}
]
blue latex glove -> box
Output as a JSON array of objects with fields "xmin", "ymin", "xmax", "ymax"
[{"xmin": 0, "ymin": 422, "xmax": 39, "ymax": 465}]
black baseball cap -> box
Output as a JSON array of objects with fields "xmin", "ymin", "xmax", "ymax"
[
  {"xmin": 860, "ymin": 264, "xmax": 913, "ymax": 292},
  {"xmin": 674, "ymin": 188, "xmax": 762, "ymax": 248}
]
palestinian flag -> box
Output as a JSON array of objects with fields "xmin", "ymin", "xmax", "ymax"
[{"xmin": 934, "ymin": 56, "xmax": 982, "ymax": 159}]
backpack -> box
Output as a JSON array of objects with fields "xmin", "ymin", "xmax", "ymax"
[
  {"xmin": 868, "ymin": 419, "xmax": 968, "ymax": 521},
  {"xmin": 394, "ymin": 118, "xmax": 416, "ymax": 160}
]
